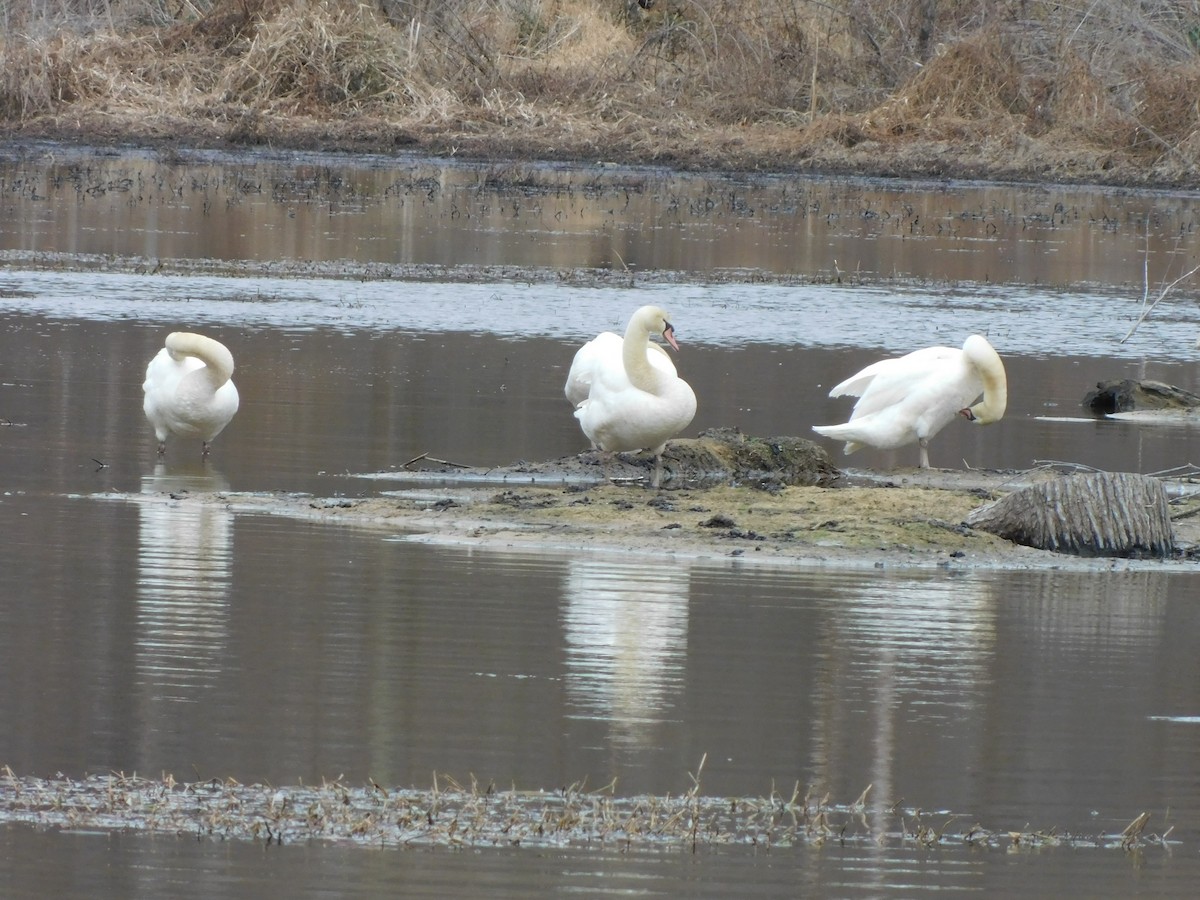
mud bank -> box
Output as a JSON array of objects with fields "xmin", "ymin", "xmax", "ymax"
[{"xmin": 111, "ymin": 433, "xmax": 1200, "ymax": 572}]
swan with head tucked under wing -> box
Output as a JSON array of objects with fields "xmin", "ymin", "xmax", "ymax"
[
  {"xmin": 566, "ymin": 305, "xmax": 697, "ymax": 487},
  {"xmin": 812, "ymin": 334, "xmax": 1007, "ymax": 469},
  {"xmin": 143, "ymin": 331, "xmax": 240, "ymax": 457}
]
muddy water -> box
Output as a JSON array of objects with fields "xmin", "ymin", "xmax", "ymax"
[{"xmin": 2, "ymin": 145, "xmax": 1200, "ymax": 896}]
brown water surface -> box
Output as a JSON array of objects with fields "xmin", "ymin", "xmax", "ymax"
[
  {"xmin": 3, "ymin": 143, "xmax": 1199, "ymax": 291},
  {"xmin": 2, "ymin": 145, "xmax": 1200, "ymax": 897}
]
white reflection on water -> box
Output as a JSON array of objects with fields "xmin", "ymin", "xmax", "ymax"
[
  {"xmin": 814, "ymin": 575, "xmax": 997, "ymax": 830},
  {"xmin": 561, "ymin": 559, "xmax": 689, "ymax": 750},
  {"xmin": 833, "ymin": 574, "xmax": 998, "ymax": 687},
  {"xmin": 134, "ymin": 465, "xmax": 233, "ymax": 704}
]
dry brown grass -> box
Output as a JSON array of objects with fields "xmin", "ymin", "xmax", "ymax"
[
  {"xmin": 0, "ymin": 768, "xmax": 1176, "ymax": 852},
  {"xmin": 860, "ymin": 28, "xmax": 1028, "ymax": 141},
  {"xmin": 1, "ymin": 0, "xmax": 1199, "ymax": 184}
]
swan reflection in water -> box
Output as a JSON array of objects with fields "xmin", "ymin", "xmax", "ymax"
[
  {"xmin": 810, "ymin": 573, "xmax": 999, "ymax": 851},
  {"xmin": 134, "ymin": 463, "xmax": 234, "ymax": 704},
  {"xmin": 561, "ymin": 558, "xmax": 689, "ymax": 750}
]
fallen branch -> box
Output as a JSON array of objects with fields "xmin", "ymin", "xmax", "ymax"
[{"xmin": 403, "ymin": 451, "xmax": 471, "ymax": 469}]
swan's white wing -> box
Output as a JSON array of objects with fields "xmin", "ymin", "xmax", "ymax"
[
  {"xmin": 565, "ymin": 332, "xmax": 676, "ymax": 407},
  {"xmin": 565, "ymin": 332, "xmax": 621, "ymax": 406},
  {"xmin": 143, "ymin": 348, "xmax": 197, "ymax": 424},
  {"xmin": 829, "ymin": 346, "xmax": 958, "ymax": 397},
  {"xmin": 844, "ymin": 347, "xmax": 963, "ymax": 421}
]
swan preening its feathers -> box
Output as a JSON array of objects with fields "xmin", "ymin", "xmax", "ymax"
[
  {"xmin": 565, "ymin": 305, "xmax": 697, "ymax": 486},
  {"xmin": 812, "ymin": 334, "xmax": 1007, "ymax": 469},
  {"xmin": 143, "ymin": 332, "xmax": 240, "ymax": 456}
]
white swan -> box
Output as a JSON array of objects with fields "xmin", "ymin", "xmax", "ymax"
[
  {"xmin": 565, "ymin": 333, "xmax": 673, "ymax": 410},
  {"xmin": 143, "ymin": 332, "xmax": 240, "ymax": 456},
  {"xmin": 566, "ymin": 305, "xmax": 697, "ymax": 486},
  {"xmin": 812, "ymin": 334, "xmax": 1007, "ymax": 469}
]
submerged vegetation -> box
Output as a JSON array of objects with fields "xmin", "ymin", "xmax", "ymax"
[
  {"xmin": 0, "ymin": 766, "xmax": 1175, "ymax": 853},
  {"xmin": 0, "ymin": 0, "xmax": 1198, "ymax": 186}
]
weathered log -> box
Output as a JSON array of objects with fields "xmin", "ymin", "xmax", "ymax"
[
  {"xmin": 965, "ymin": 472, "xmax": 1173, "ymax": 558},
  {"xmin": 1082, "ymin": 379, "xmax": 1200, "ymax": 416}
]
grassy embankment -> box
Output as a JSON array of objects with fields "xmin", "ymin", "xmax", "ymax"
[{"xmin": 1, "ymin": 0, "xmax": 1198, "ymax": 185}]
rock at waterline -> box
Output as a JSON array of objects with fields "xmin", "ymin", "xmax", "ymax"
[
  {"xmin": 1083, "ymin": 379, "xmax": 1200, "ymax": 416},
  {"xmin": 965, "ymin": 471, "xmax": 1173, "ymax": 558}
]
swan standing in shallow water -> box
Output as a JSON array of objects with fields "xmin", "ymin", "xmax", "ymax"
[
  {"xmin": 812, "ymin": 334, "xmax": 1007, "ymax": 469},
  {"xmin": 566, "ymin": 305, "xmax": 697, "ymax": 486},
  {"xmin": 143, "ymin": 332, "xmax": 240, "ymax": 456}
]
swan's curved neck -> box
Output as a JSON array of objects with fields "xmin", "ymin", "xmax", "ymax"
[
  {"xmin": 167, "ymin": 332, "xmax": 235, "ymax": 386},
  {"xmin": 968, "ymin": 356, "xmax": 1007, "ymax": 424},
  {"xmin": 622, "ymin": 316, "xmax": 663, "ymax": 393}
]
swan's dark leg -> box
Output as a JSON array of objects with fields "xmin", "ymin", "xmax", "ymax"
[{"xmin": 202, "ymin": 441, "xmax": 211, "ymax": 458}]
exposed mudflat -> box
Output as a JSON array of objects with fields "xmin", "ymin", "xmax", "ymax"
[{"xmin": 111, "ymin": 431, "xmax": 1200, "ymax": 572}]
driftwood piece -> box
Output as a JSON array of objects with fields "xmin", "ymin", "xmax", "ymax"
[
  {"xmin": 965, "ymin": 472, "xmax": 1173, "ymax": 558},
  {"xmin": 1082, "ymin": 379, "xmax": 1200, "ymax": 416}
]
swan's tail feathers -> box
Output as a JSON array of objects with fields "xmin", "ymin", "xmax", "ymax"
[
  {"xmin": 811, "ymin": 424, "xmax": 863, "ymax": 456},
  {"xmin": 165, "ymin": 332, "xmax": 235, "ymax": 385}
]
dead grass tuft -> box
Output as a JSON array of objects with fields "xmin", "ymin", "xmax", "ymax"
[
  {"xmin": 1024, "ymin": 50, "xmax": 1131, "ymax": 143},
  {"xmin": 1132, "ymin": 61, "xmax": 1200, "ymax": 151},
  {"xmin": 867, "ymin": 29, "xmax": 1028, "ymax": 136},
  {"xmin": 161, "ymin": 0, "xmax": 289, "ymax": 54},
  {"xmin": 216, "ymin": 2, "xmax": 420, "ymax": 115},
  {"xmin": 0, "ymin": 33, "xmax": 82, "ymax": 117}
]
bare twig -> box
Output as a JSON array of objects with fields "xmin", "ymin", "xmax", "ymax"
[
  {"xmin": 1121, "ymin": 261, "xmax": 1200, "ymax": 343},
  {"xmin": 403, "ymin": 452, "xmax": 471, "ymax": 469},
  {"xmin": 1142, "ymin": 216, "xmax": 1151, "ymax": 307}
]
